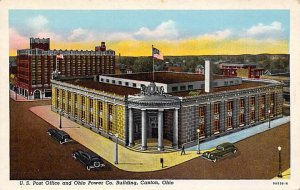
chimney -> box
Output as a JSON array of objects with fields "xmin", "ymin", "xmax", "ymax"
[{"xmin": 205, "ymin": 60, "xmax": 212, "ymax": 93}]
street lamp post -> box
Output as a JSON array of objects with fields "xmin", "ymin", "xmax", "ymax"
[
  {"xmin": 268, "ymin": 109, "xmax": 271, "ymax": 129},
  {"xmin": 277, "ymin": 146, "xmax": 283, "ymax": 178},
  {"xmin": 196, "ymin": 129, "xmax": 200, "ymax": 154},
  {"xmin": 59, "ymin": 109, "xmax": 62, "ymax": 129},
  {"xmin": 115, "ymin": 133, "xmax": 119, "ymax": 164}
]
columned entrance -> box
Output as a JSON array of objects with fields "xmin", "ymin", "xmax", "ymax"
[{"xmin": 127, "ymin": 82, "xmax": 180, "ymax": 151}]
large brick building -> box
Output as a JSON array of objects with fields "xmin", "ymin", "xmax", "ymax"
[
  {"xmin": 51, "ymin": 61, "xmax": 283, "ymax": 151},
  {"xmin": 16, "ymin": 38, "xmax": 115, "ymax": 99},
  {"xmin": 220, "ymin": 63, "xmax": 264, "ymax": 79}
]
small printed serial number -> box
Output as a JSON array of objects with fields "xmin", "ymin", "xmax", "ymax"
[{"xmin": 273, "ymin": 181, "xmax": 288, "ymax": 185}]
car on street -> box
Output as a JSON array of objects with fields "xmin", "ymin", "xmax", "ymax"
[
  {"xmin": 47, "ymin": 128, "xmax": 72, "ymax": 144},
  {"xmin": 72, "ymin": 150, "xmax": 105, "ymax": 171},
  {"xmin": 201, "ymin": 142, "xmax": 238, "ymax": 162}
]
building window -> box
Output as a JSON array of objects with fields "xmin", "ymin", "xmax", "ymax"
[
  {"xmin": 125, "ymin": 82, "xmax": 129, "ymax": 86},
  {"xmin": 227, "ymin": 101, "xmax": 233, "ymax": 111},
  {"xmin": 227, "ymin": 116, "xmax": 233, "ymax": 129},
  {"xmin": 133, "ymin": 83, "xmax": 137, "ymax": 87},
  {"xmin": 172, "ymin": 86, "xmax": 178, "ymax": 92},
  {"xmin": 250, "ymin": 96, "xmax": 255, "ymax": 106},
  {"xmin": 101, "ymin": 78, "xmax": 104, "ymax": 82},
  {"xmin": 67, "ymin": 92, "xmax": 71, "ymax": 113},
  {"xmin": 98, "ymin": 118, "xmax": 103, "ymax": 127},
  {"xmin": 118, "ymin": 81, "xmax": 122, "ymax": 85},
  {"xmin": 214, "ymin": 103, "xmax": 220, "ymax": 114},
  {"xmin": 112, "ymin": 80, "xmax": 115, "ymax": 84},
  {"xmin": 188, "ymin": 85, "xmax": 193, "ymax": 90},
  {"xmin": 81, "ymin": 96, "xmax": 85, "ymax": 120},
  {"xmin": 214, "ymin": 120, "xmax": 220, "ymax": 133},
  {"xmin": 240, "ymin": 98, "xmax": 245, "ymax": 108},
  {"xmin": 239, "ymin": 113, "xmax": 245, "ymax": 125},
  {"xmin": 56, "ymin": 89, "xmax": 59, "ymax": 108},
  {"xmin": 106, "ymin": 79, "xmax": 109, "ymax": 83},
  {"xmin": 199, "ymin": 107, "xmax": 205, "ymax": 117},
  {"xmin": 180, "ymin": 86, "xmax": 186, "ymax": 91},
  {"xmin": 62, "ymin": 91, "xmax": 65, "ymax": 111},
  {"xmin": 224, "ymin": 81, "xmax": 228, "ymax": 86},
  {"xmin": 199, "ymin": 124, "xmax": 205, "ymax": 138},
  {"xmin": 108, "ymin": 104, "xmax": 113, "ymax": 130},
  {"xmin": 250, "ymin": 110, "xmax": 255, "ymax": 123},
  {"xmin": 259, "ymin": 95, "xmax": 266, "ymax": 120},
  {"xmin": 74, "ymin": 95, "xmax": 78, "ymax": 117}
]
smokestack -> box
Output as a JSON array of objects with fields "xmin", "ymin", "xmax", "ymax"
[{"xmin": 205, "ymin": 60, "xmax": 212, "ymax": 93}]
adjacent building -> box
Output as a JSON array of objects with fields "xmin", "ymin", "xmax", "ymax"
[
  {"xmin": 51, "ymin": 61, "xmax": 283, "ymax": 151},
  {"xmin": 220, "ymin": 63, "xmax": 264, "ymax": 79},
  {"xmin": 16, "ymin": 38, "xmax": 115, "ymax": 99}
]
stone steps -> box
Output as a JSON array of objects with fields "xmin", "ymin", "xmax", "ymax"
[{"xmin": 126, "ymin": 144, "xmax": 178, "ymax": 154}]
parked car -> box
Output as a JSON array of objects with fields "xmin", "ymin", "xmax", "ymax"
[
  {"xmin": 201, "ymin": 142, "xmax": 238, "ymax": 162},
  {"xmin": 47, "ymin": 129, "xmax": 72, "ymax": 144},
  {"xmin": 72, "ymin": 150, "xmax": 105, "ymax": 171}
]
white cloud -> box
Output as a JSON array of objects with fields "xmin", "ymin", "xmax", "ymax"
[
  {"xmin": 26, "ymin": 15, "xmax": 49, "ymax": 33},
  {"xmin": 9, "ymin": 28, "xmax": 28, "ymax": 50},
  {"xmin": 134, "ymin": 20, "xmax": 178, "ymax": 40},
  {"xmin": 245, "ymin": 21, "xmax": 283, "ymax": 39},
  {"xmin": 200, "ymin": 29, "xmax": 232, "ymax": 40},
  {"xmin": 68, "ymin": 28, "xmax": 89, "ymax": 41}
]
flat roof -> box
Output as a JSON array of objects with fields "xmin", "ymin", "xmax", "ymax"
[
  {"xmin": 171, "ymin": 81, "xmax": 267, "ymax": 97},
  {"xmin": 106, "ymin": 72, "xmax": 232, "ymax": 84},
  {"xmin": 64, "ymin": 78, "xmax": 139, "ymax": 96},
  {"xmin": 62, "ymin": 78, "xmax": 268, "ymax": 97}
]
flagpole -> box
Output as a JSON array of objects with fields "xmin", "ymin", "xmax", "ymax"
[{"xmin": 152, "ymin": 45, "xmax": 154, "ymax": 83}]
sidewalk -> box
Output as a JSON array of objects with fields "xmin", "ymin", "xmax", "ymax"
[
  {"xmin": 273, "ymin": 168, "xmax": 290, "ymax": 179},
  {"xmin": 30, "ymin": 105, "xmax": 290, "ymax": 172},
  {"xmin": 186, "ymin": 116, "xmax": 290, "ymax": 151},
  {"xmin": 30, "ymin": 105, "xmax": 199, "ymax": 172}
]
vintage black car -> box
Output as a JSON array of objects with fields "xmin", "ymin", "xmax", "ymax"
[
  {"xmin": 47, "ymin": 129, "xmax": 72, "ymax": 144},
  {"xmin": 72, "ymin": 150, "xmax": 105, "ymax": 171},
  {"xmin": 201, "ymin": 142, "xmax": 238, "ymax": 162}
]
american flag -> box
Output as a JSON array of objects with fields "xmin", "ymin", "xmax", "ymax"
[
  {"xmin": 152, "ymin": 47, "xmax": 164, "ymax": 60},
  {"xmin": 56, "ymin": 53, "xmax": 64, "ymax": 59}
]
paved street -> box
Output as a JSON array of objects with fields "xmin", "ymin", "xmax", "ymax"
[{"xmin": 10, "ymin": 98, "xmax": 290, "ymax": 179}]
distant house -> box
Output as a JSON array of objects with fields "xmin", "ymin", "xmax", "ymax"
[
  {"xmin": 195, "ymin": 64, "xmax": 205, "ymax": 74},
  {"xmin": 263, "ymin": 70, "xmax": 289, "ymax": 76}
]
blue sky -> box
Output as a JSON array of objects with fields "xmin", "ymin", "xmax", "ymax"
[
  {"xmin": 10, "ymin": 10, "xmax": 289, "ymax": 38},
  {"xmin": 9, "ymin": 10, "xmax": 290, "ymax": 55}
]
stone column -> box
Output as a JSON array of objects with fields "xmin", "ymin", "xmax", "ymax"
[
  {"xmin": 141, "ymin": 109, "xmax": 147, "ymax": 150},
  {"xmin": 128, "ymin": 108, "xmax": 135, "ymax": 147},
  {"xmin": 173, "ymin": 108, "xmax": 179, "ymax": 149},
  {"xmin": 158, "ymin": 109, "xmax": 164, "ymax": 151}
]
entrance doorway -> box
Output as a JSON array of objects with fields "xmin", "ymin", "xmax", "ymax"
[{"xmin": 149, "ymin": 116, "xmax": 158, "ymax": 138}]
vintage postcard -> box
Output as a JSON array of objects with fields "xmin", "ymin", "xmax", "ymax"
[{"xmin": 1, "ymin": 0, "xmax": 299, "ymax": 190}]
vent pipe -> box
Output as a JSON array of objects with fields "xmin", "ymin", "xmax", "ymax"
[{"xmin": 205, "ymin": 60, "xmax": 212, "ymax": 93}]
